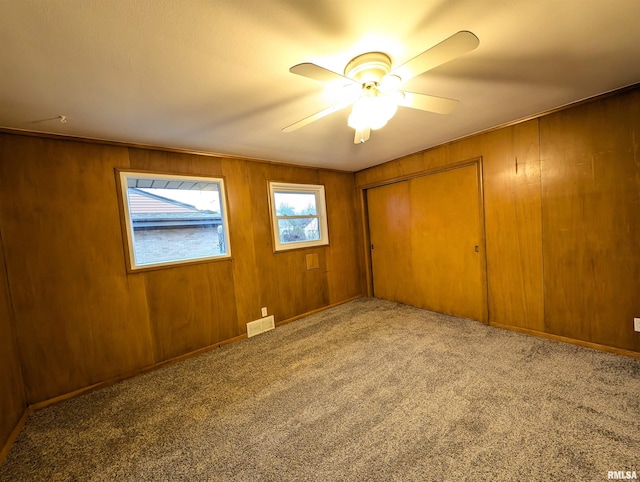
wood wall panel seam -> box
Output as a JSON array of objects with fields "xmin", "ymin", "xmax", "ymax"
[
  {"xmin": 475, "ymin": 159, "xmax": 490, "ymax": 325},
  {"xmin": 0, "ymin": 226, "xmax": 28, "ymax": 400},
  {"xmin": 537, "ymin": 117, "xmax": 547, "ymax": 334}
]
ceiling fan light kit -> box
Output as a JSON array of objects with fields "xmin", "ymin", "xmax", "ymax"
[
  {"xmin": 347, "ymin": 86, "xmax": 401, "ymax": 131},
  {"xmin": 284, "ymin": 31, "xmax": 479, "ymax": 144},
  {"xmin": 345, "ymin": 53, "xmax": 401, "ymax": 134}
]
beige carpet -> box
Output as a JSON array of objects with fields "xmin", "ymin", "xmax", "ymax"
[{"xmin": 2, "ymin": 298, "xmax": 639, "ymax": 481}]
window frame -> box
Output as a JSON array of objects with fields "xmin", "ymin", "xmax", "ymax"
[
  {"xmin": 116, "ymin": 169, "xmax": 232, "ymax": 272},
  {"xmin": 268, "ymin": 181, "xmax": 329, "ymax": 252}
]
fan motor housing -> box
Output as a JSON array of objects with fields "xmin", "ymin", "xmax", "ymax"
[{"xmin": 344, "ymin": 52, "xmax": 392, "ymax": 83}]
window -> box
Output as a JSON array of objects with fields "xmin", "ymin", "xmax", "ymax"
[
  {"xmin": 268, "ymin": 182, "xmax": 329, "ymax": 251},
  {"xmin": 117, "ymin": 171, "xmax": 231, "ymax": 271}
]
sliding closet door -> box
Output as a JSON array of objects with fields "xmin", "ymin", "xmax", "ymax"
[
  {"xmin": 367, "ymin": 180, "xmax": 414, "ymax": 304},
  {"xmin": 409, "ymin": 165, "xmax": 484, "ymax": 321},
  {"xmin": 368, "ymin": 164, "xmax": 485, "ymax": 322}
]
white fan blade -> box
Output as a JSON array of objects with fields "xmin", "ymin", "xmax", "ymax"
[
  {"xmin": 282, "ymin": 99, "xmax": 355, "ymax": 132},
  {"xmin": 290, "ymin": 63, "xmax": 358, "ymax": 84},
  {"xmin": 400, "ymin": 92, "xmax": 459, "ymax": 115},
  {"xmin": 389, "ymin": 31, "xmax": 479, "ymax": 83},
  {"xmin": 354, "ymin": 127, "xmax": 370, "ymax": 144}
]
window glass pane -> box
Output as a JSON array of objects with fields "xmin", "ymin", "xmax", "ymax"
[
  {"xmin": 132, "ymin": 224, "xmax": 222, "ymax": 265},
  {"xmin": 269, "ymin": 182, "xmax": 328, "ymax": 251},
  {"xmin": 121, "ymin": 173, "xmax": 231, "ymax": 270},
  {"xmin": 277, "ymin": 217, "xmax": 321, "ymax": 243},
  {"xmin": 274, "ymin": 192, "xmax": 317, "ymax": 216}
]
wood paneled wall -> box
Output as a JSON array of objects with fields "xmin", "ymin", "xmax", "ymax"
[
  {"xmin": 0, "ymin": 230, "xmax": 26, "ymax": 461},
  {"xmin": 0, "ymin": 135, "xmax": 365, "ymax": 407},
  {"xmin": 540, "ymin": 92, "xmax": 640, "ymax": 351},
  {"xmin": 356, "ymin": 86, "xmax": 640, "ymax": 355}
]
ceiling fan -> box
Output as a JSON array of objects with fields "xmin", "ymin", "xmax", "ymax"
[{"xmin": 283, "ymin": 31, "xmax": 479, "ymax": 144}]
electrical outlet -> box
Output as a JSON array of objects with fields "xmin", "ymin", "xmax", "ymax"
[
  {"xmin": 634, "ymin": 318, "xmax": 640, "ymax": 333},
  {"xmin": 261, "ymin": 307, "xmax": 268, "ymax": 317}
]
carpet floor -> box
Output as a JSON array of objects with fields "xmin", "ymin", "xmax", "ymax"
[{"xmin": 1, "ymin": 298, "xmax": 639, "ymax": 481}]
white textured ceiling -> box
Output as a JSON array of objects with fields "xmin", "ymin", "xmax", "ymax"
[{"xmin": 1, "ymin": 0, "xmax": 640, "ymax": 171}]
